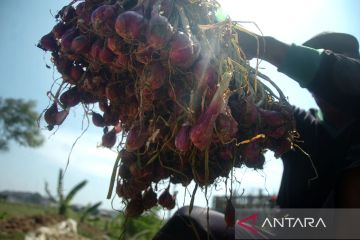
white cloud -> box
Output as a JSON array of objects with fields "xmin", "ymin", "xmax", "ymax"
[{"xmin": 38, "ymin": 129, "xmax": 118, "ymax": 178}]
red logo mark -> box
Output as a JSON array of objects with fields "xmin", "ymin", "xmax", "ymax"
[{"xmin": 236, "ymin": 213, "xmax": 258, "ymax": 233}]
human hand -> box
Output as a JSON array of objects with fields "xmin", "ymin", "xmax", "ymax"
[
  {"xmin": 237, "ymin": 29, "xmax": 289, "ymax": 68},
  {"xmin": 236, "ymin": 28, "xmax": 265, "ymax": 60}
]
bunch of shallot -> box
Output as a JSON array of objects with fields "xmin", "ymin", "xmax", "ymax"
[{"xmin": 38, "ymin": 0, "xmax": 295, "ymax": 224}]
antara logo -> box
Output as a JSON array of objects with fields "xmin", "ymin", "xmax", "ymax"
[
  {"xmin": 236, "ymin": 213, "xmax": 326, "ymax": 233},
  {"xmin": 262, "ymin": 217, "xmax": 327, "ymax": 228}
]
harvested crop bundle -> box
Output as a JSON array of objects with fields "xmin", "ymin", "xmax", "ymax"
[{"xmin": 38, "ymin": 0, "xmax": 296, "ymax": 225}]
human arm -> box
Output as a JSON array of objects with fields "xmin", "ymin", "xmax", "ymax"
[
  {"xmin": 237, "ymin": 30, "xmax": 360, "ymax": 117},
  {"xmin": 237, "ymin": 31, "xmax": 289, "ymax": 67}
]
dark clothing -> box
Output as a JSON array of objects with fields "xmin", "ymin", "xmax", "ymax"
[
  {"xmin": 153, "ymin": 211, "xmax": 215, "ymax": 240},
  {"xmin": 307, "ymin": 50, "xmax": 360, "ymax": 117},
  {"xmin": 153, "ymin": 206, "xmax": 228, "ymax": 240},
  {"xmin": 153, "ymin": 206, "xmax": 269, "ymax": 240},
  {"xmin": 277, "ymin": 45, "xmax": 360, "ymax": 208},
  {"xmin": 277, "ymin": 108, "xmax": 360, "ymax": 208}
]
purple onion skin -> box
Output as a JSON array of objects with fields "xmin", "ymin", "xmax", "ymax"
[
  {"xmin": 142, "ymin": 188, "xmax": 158, "ymax": 210},
  {"xmin": 135, "ymin": 43, "xmax": 154, "ymax": 64},
  {"xmin": 68, "ymin": 65, "xmax": 84, "ymax": 84},
  {"xmin": 142, "ymin": 62, "xmax": 168, "ymax": 90},
  {"xmin": 55, "ymin": 109, "xmax": 69, "ymax": 125},
  {"xmin": 60, "ymin": 87, "xmax": 81, "ymax": 108},
  {"xmin": 175, "ymin": 124, "xmax": 191, "ymax": 152},
  {"xmin": 115, "ymin": 11, "xmax": 146, "ymax": 41},
  {"xmin": 107, "ymin": 36, "xmax": 126, "ymax": 55},
  {"xmin": 268, "ymin": 139, "xmax": 292, "ymax": 158},
  {"xmin": 75, "ymin": 2, "xmax": 87, "ymax": 18},
  {"xmin": 102, "ymin": 129, "xmax": 117, "ymax": 148},
  {"xmin": 92, "ymin": 112, "xmax": 105, "ymax": 127},
  {"xmin": 190, "ymin": 111, "xmax": 216, "ymax": 151},
  {"xmin": 53, "ymin": 55, "xmax": 72, "ymax": 74},
  {"xmin": 218, "ymin": 146, "xmax": 233, "ymax": 161},
  {"xmin": 194, "ymin": 58, "xmax": 218, "ymax": 91},
  {"xmin": 266, "ymin": 125, "xmax": 288, "ymax": 139},
  {"xmin": 44, "ymin": 103, "xmax": 69, "ymax": 126},
  {"xmin": 169, "ymin": 32, "xmax": 200, "ymax": 69},
  {"xmin": 258, "ymin": 108, "xmax": 286, "ymax": 127},
  {"xmin": 241, "ymin": 142, "xmax": 265, "ymax": 169},
  {"xmin": 44, "ymin": 103, "xmax": 59, "ymax": 126},
  {"xmin": 71, "ymin": 35, "xmax": 90, "ymax": 54},
  {"xmin": 52, "ymin": 22, "xmax": 71, "ymax": 39},
  {"xmin": 216, "ymin": 113, "xmax": 238, "ymax": 142},
  {"xmin": 58, "ymin": 5, "xmax": 76, "ymax": 23},
  {"xmin": 89, "ymin": 39, "xmax": 103, "ymax": 60},
  {"xmin": 91, "ymin": 4, "xmax": 118, "ymax": 36},
  {"xmin": 112, "ymin": 53, "xmax": 129, "ymax": 69},
  {"xmin": 158, "ymin": 188, "xmax": 175, "ymax": 210},
  {"xmin": 190, "ymin": 71, "xmax": 232, "ymax": 150},
  {"xmin": 125, "ymin": 125, "xmax": 148, "ymax": 152},
  {"xmin": 60, "ymin": 28, "xmax": 78, "ymax": 52},
  {"xmin": 99, "ymin": 47, "xmax": 115, "ymax": 64},
  {"xmin": 38, "ymin": 33, "xmax": 58, "ymax": 52},
  {"xmin": 190, "ymin": 90, "xmax": 225, "ymax": 150},
  {"xmin": 146, "ymin": 15, "xmax": 173, "ymax": 49},
  {"xmin": 231, "ymin": 95, "xmax": 258, "ymax": 127}
]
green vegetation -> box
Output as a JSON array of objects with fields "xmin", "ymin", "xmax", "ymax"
[
  {"xmin": 0, "ymin": 200, "xmax": 55, "ymax": 219},
  {"xmin": 123, "ymin": 211, "xmax": 164, "ymax": 240},
  {"xmin": 80, "ymin": 201, "xmax": 102, "ymax": 223},
  {"xmin": 0, "ymin": 98, "xmax": 44, "ymax": 151},
  {"xmin": 0, "ymin": 200, "xmax": 164, "ymax": 239},
  {"xmin": 45, "ymin": 169, "xmax": 89, "ymax": 216},
  {"xmin": 0, "ymin": 170, "xmax": 164, "ymax": 239}
]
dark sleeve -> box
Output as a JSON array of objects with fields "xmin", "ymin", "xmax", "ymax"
[
  {"xmin": 278, "ymin": 45, "xmax": 360, "ymax": 117},
  {"xmin": 307, "ymin": 51, "xmax": 360, "ymax": 116}
]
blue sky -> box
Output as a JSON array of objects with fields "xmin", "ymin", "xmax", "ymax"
[{"xmin": 0, "ymin": 0, "xmax": 359, "ymax": 211}]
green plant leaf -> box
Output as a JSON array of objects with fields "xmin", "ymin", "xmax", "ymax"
[
  {"xmin": 80, "ymin": 201, "xmax": 102, "ymax": 222},
  {"xmin": 57, "ymin": 169, "xmax": 64, "ymax": 202},
  {"xmin": 64, "ymin": 180, "xmax": 88, "ymax": 205}
]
